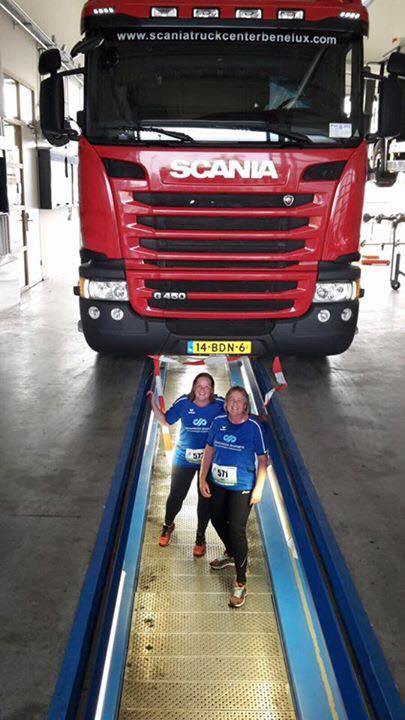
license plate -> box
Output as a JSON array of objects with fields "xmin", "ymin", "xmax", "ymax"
[{"xmin": 187, "ymin": 340, "xmax": 252, "ymax": 355}]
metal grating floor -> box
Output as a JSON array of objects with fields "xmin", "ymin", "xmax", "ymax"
[{"xmin": 119, "ymin": 361, "xmax": 296, "ymax": 720}]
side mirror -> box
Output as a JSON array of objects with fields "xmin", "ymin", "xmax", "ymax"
[
  {"xmin": 378, "ymin": 77, "xmax": 405, "ymax": 138},
  {"xmin": 39, "ymin": 48, "xmax": 62, "ymax": 76},
  {"xmin": 387, "ymin": 52, "xmax": 405, "ymax": 79},
  {"xmin": 40, "ymin": 75, "xmax": 70, "ymax": 147}
]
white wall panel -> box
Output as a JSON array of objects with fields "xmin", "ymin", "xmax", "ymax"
[
  {"xmin": 365, "ymin": 0, "xmax": 405, "ymax": 63},
  {"xmin": 0, "ymin": 12, "xmax": 38, "ymax": 91},
  {"xmin": 17, "ymin": 0, "xmax": 83, "ymax": 54}
]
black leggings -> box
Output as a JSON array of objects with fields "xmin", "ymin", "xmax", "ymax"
[
  {"xmin": 165, "ymin": 465, "xmax": 211, "ymax": 536},
  {"xmin": 209, "ymin": 482, "xmax": 252, "ymax": 585}
]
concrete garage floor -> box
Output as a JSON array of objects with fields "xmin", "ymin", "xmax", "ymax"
[
  {"xmin": 0, "ymin": 276, "xmax": 146, "ymax": 720},
  {"xmin": 0, "ymin": 264, "xmax": 404, "ymax": 718}
]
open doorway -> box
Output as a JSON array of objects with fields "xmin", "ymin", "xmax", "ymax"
[{"xmin": 3, "ymin": 74, "xmax": 42, "ymax": 290}]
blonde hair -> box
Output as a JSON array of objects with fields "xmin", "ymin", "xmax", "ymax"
[
  {"xmin": 224, "ymin": 386, "xmax": 251, "ymax": 415},
  {"xmin": 188, "ymin": 373, "xmax": 215, "ymax": 403}
]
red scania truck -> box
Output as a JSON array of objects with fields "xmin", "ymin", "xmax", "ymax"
[{"xmin": 39, "ymin": 0, "xmax": 405, "ymax": 356}]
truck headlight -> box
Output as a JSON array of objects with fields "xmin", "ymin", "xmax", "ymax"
[
  {"xmin": 313, "ymin": 281, "xmax": 358, "ymax": 303},
  {"xmin": 80, "ymin": 279, "xmax": 129, "ymax": 302}
]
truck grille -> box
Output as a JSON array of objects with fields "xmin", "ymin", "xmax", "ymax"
[
  {"xmin": 145, "ymin": 260, "xmax": 297, "ymax": 268},
  {"xmin": 140, "ymin": 238, "xmax": 305, "ymax": 254},
  {"xmin": 149, "ymin": 298, "xmax": 293, "ymax": 312},
  {"xmin": 119, "ymin": 181, "xmax": 319, "ymax": 320},
  {"xmin": 138, "ymin": 216, "xmax": 308, "ymax": 231},
  {"xmin": 145, "ymin": 280, "xmax": 297, "ymax": 293},
  {"xmin": 134, "ymin": 192, "xmax": 313, "ymax": 208}
]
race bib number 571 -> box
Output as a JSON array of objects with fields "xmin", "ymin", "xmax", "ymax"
[{"xmin": 212, "ymin": 463, "xmax": 237, "ymax": 486}]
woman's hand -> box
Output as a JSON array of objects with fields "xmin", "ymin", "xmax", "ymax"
[
  {"xmin": 250, "ymin": 487, "xmax": 262, "ymax": 505},
  {"xmin": 147, "ymin": 390, "xmax": 169, "ymax": 426},
  {"xmin": 199, "ymin": 477, "xmax": 212, "ymax": 499}
]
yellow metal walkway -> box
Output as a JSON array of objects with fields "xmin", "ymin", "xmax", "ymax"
[{"xmin": 118, "ymin": 362, "xmax": 295, "ymax": 720}]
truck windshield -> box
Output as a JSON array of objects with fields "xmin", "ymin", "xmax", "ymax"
[{"xmin": 86, "ymin": 29, "xmax": 362, "ymax": 146}]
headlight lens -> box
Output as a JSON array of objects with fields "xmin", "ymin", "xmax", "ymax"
[
  {"xmin": 82, "ymin": 279, "xmax": 129, "ymax": 302},
  {"xmin": 313, "ymin": 281, "xmax": 357, "ymax": 303}
]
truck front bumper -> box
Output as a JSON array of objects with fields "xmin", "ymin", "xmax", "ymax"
[{"xmin": 79, "ymin": 298, "xmax": 359, "ymax": 357}]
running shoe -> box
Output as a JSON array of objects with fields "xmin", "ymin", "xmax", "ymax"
[
  {"xmin": 209, "ymin": 552, "xmax": 235, "ymax": 570},
  {"xmin": 229, "ymin": 585, "xmax": 247, "ymax": 608},
  {"xmin": 193, "ymin": 534, "xmax": 207, "ymax": 557},
  {"xmin": 159, "ymin": 523, "xmax": 175, "ymax": 547}
]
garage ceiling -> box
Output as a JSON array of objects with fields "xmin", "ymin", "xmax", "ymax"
[{"xmin": 13, "ymin": 0, "xmax": 405, "ymax": 63}]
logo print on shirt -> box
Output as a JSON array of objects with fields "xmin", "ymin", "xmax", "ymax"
[
  {"xmin": 223, "ymin": 434, "xmax": 237, "ymax": 443},
  {"xmin": 193, "ymin": 418, "xmax": 207, "ymax": 427}
]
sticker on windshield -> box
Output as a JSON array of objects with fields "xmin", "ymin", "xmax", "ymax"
[{"xmin": 329, "ymin": 123, "xmax": 352, "ymax": 139}]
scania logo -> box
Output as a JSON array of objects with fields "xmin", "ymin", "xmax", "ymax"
[
  {"xmin": 193, "ymin": 418, "xmax": 207, "ymax": 427},
  {"xmin": 283, "ymin": 194, "xmax": 295, "ymax": 207},
  {"xmin": 223, "ymin": 434, "xmax": 237, "ymax": 443},
  {"xmin": 170, "ymin": 159, "xmax": 279, "ymax": 180}
]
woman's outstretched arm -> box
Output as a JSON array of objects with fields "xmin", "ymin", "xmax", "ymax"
[
  {"xmin": 250, "ymin": 454, "xmax": 268, "ymax": 505},
  {"xmin": 199, "ymin": 445, "xmax": 214, "ymax": 498}
]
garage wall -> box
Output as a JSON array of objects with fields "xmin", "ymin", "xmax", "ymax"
[
  {"xmin": 366, "ymin": 0, "xmax": 405, "ymax": 63},
  {"xmin": 14, "ymin": 0, "xmax": 83, "ymax": 54},
  {"xmin": 0, "ymin": 11, "xmax": 39, "ymax": 92}
]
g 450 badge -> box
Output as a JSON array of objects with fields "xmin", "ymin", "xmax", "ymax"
[{"xmin": 152, "ymin": 291, "xmax": 187, "ymax": 300}]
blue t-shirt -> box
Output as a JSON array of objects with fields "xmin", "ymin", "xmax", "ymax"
[
  {"xmin": 207, "ymin": 414, "xmax": 268, "ymax": 491},
  {"xmin": 165, "ymin": 395, "xmax": 224, "ymax": 468}
]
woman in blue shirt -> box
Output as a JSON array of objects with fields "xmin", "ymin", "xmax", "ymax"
[
  {"xmin": 149, "ymin": 372, "xmax": 224, "ymax": 555},
  {"xmin": 199, "ymin": 386, "xmax": 268, "ymax": 608}
]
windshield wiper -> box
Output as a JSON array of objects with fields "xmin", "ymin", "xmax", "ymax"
[
  {"xmin": 103, "ymin": 123, "xmax": 194, "ymax": 142},
  {"xmin": 101, "ymin": 121, "xmax": 310, "ymax": 144},
  {"xmin": 139, "ymin": 125, "xmax": 194, "ymax": 142}
]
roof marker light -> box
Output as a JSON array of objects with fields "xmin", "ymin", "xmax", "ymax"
[
  {"xmin": 151, "ymin": 6, "xmax": 178, "ymax": 16},
  {"xmin": 93, "ymin": 6, "xmax": 115, "ymax": 13},
  {"xmin": 278, "ymin": 10, "xmax": 305, "ymax": 20},
  {"xmin": 193, "ymin": 8, "xmax": 220, "ymax": 17},
  {"xmin": 235, "ymin": 8, "xmax": 262, "ymax": 19},
  {"xmin": 339, "ymin": 11, "xmax": 361, "ymax": 19}
]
